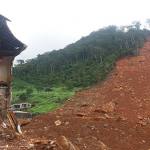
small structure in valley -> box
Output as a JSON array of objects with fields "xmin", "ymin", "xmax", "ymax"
[{"xmin": 11, "ymin": 103, "xmax": 31, "ymax": 111}]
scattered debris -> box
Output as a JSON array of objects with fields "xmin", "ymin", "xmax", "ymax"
[
  {"xmin": 28, "ymin": 139, "xmax": 56, "ymax": 150},
  {"xmin": 98, "ymin": 102, "xmax": 116, "ymax": 113},
  {"xmin": 137, "ymin": 115, "xmax": 143, "ymax": 120},
  {"xmin": 76, "ymin": 113, "xmax": 86, "ymax": 117},
  {"xmin": 98, "ymin": 140, "xmax": 111, "ymax": 150},
  {"xmin": 55, "ymin": 120, "xmax": 62, "ymax": 126},
  {"xmin": 27, "ymin": 143, "xmax": 34, "ymax": 149},
  {"xmin": 116, "ymin": 116, "xmax": 127, "ymax": 121},
  {"xmin": 80, "ymin": 103, "xmax": 89, "ymax": 107},
  {"xmin": 56, "ymin": 136, "xmax": 79, "ymax": 150}
]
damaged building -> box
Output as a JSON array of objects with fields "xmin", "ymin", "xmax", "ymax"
[{"xmin": 0, "ymin": 15, "xmax": 26, "ymax": 132}]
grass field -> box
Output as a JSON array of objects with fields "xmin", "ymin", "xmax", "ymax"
[{"xmin": 12, "ymin": 79, "xmax": 76, "ymax": 114}]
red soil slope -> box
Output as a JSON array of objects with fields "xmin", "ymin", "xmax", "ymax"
[{"xmin": 2, "ymin": 40, "xmax": 150, "ymax": 149}]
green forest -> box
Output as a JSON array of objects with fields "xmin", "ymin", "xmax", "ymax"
[{"xmin": 13, "ymin": 22, "xmax": 150, "ymax": 114}]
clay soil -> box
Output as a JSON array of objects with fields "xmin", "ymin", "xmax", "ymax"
[{"xmin": 2, "ymin": 41, "xmax": 150, "ymax": 149}]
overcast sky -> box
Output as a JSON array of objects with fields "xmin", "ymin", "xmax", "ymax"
[{"xmin": 1, "ymin": 0, "xmax": 150, "ymax": 61}]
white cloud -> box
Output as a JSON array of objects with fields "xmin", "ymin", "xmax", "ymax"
[{"xmin": 0, "ymin": 0, "xmax": 150, "ymax": 60}]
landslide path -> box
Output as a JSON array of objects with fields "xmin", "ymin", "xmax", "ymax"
[{"xmin": 2, "ymin": 41, "xmax": 150, "ymax": 149}]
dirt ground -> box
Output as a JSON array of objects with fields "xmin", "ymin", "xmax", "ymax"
[{"xmin": 1, "ymin": 41, "xmax": 150, "ymax": 149}]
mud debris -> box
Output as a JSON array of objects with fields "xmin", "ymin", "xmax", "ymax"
[
  {"xmin": 56, "ymin": 136, "xmax": 79, "ymax": 150},
  {"xmin": 2, "ymin": 41, "xmax": 150, "ymax": 149}
]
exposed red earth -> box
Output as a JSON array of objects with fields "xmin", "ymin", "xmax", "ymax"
[{"xmin": 1, "ymin": 40, "xmax": 150, "ymax": 149}]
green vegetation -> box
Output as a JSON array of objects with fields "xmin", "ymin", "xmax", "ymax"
[
  {"xmin": 12, "ymin": 78, "xmax": 75, "ymax": 114},
  {"xmin": 13, "ymin": 22, "xmax": 150, "ymax": 114}
]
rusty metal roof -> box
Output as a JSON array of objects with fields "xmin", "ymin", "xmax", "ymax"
[{"xmin": 0, "ymin": 15, "xmax": 27, "ymax": 56}]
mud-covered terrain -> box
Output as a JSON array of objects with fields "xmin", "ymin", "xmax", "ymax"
[{"xmin": 1, "ymin": 41, "xmax": 150, "ymax": 149}]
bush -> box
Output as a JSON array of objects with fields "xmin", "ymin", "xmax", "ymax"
[
  {"xmin": 18, "ymin": 88, "xmax": 33, "ymax": 101},
  {"xmin": 26, "ymin": 88, "xmax": 33, "ymax": 96},
  {"xmin": 18, "ymin": 92, "xmax": 28, "ymax": 101}
]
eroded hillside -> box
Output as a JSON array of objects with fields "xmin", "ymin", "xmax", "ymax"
[{"xmin": 2, "ymin": 40, "xmax": 150, "ymax": 149}]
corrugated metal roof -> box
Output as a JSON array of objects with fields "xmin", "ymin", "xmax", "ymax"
[{"xmin": 0, "ymin": 15, "xmax": 27, "ymax": 56}]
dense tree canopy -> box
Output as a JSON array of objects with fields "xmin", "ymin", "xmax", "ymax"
[{"xmin": 14, "ymin": 24, "xmax": 150, "ymax": 89}]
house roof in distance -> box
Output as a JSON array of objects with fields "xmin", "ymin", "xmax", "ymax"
[{"xmin": 0, "ymin": 15, "xmax": 27, "ymax": 57}]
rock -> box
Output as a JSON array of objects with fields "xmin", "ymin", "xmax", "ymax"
[
  {"xmin": 98, "ymin": 140, "xmax": 111, "ymax": 150},
  {"xmin": 120, "ymin": 131, "xmax": 125, "ymax": 135},
  {"xmin": 76, "ymin": 137, "xmax": 82, "ymax": 143},
  {"xmin": 138, "ymin": 121, "xmax": 147, "ymax": 126},
  {"xmin": 94, "ymin": 102, "xmax": 116, "ymax": 114},
  {"xmin": 55, "ymin": 120, "xmax": 62, "ymax": 126},
  {"xmin": 88, "ymin": 125, "xmax": 96, "ymax": 130},
  {"xmin": 104, "ymin": 114, "xmax": 113, "ymax": 119},
  {"xmin": 101, "ymin": 102, "xmax": 116, "ymax": 113},
  {"xmin": 65, "ymin": 121, "xmax": 70, "ymax": 125},
  {"xmin": 139, "ymin": 103, "xmax": 143, "ymax": 108},
  {"xmin": 27, "ymin": 143, "xmax": 34, "ymax": 149},
  {"xmin": 76, "ymin": 113, "xmax": 86, "ymax": 117},
  {"xmin": 137, "ymin": 115, "xmax": 143, "ymax": 120},
  {"xmin": 93, "ymin": 116, "xmax": 106, "ymax": 121},
  {"xmin": 56, "ymin": 136, "xmax": 79, "ymax": 150},
  {"xmin": 137, "ymin": 56, "xmax": 145, "ymax": 62},
  {"xmin": 142, "ymin": 140, "xmax": 146, "ymax": 143},
  {"xmin": 29, "ymin": 139, "xmax": 56, "ymax": 150},
  {"xmin": 44, "ymin": 126, "xmax": 48, "ymax": 130},
  {"xmin": 112, "ymin": 86, "xmax": 123, "ymax": 91},
  {"xmin": 116, "ymin": 116, "xmax": 127, "ymax": 121},
  {"xmin": 80, "ymin": 103, "xmax": 89, "ymax": 107},
  {"xmin": 103, "ymin": 124, "xmax": 109, "ymax": 128}
]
